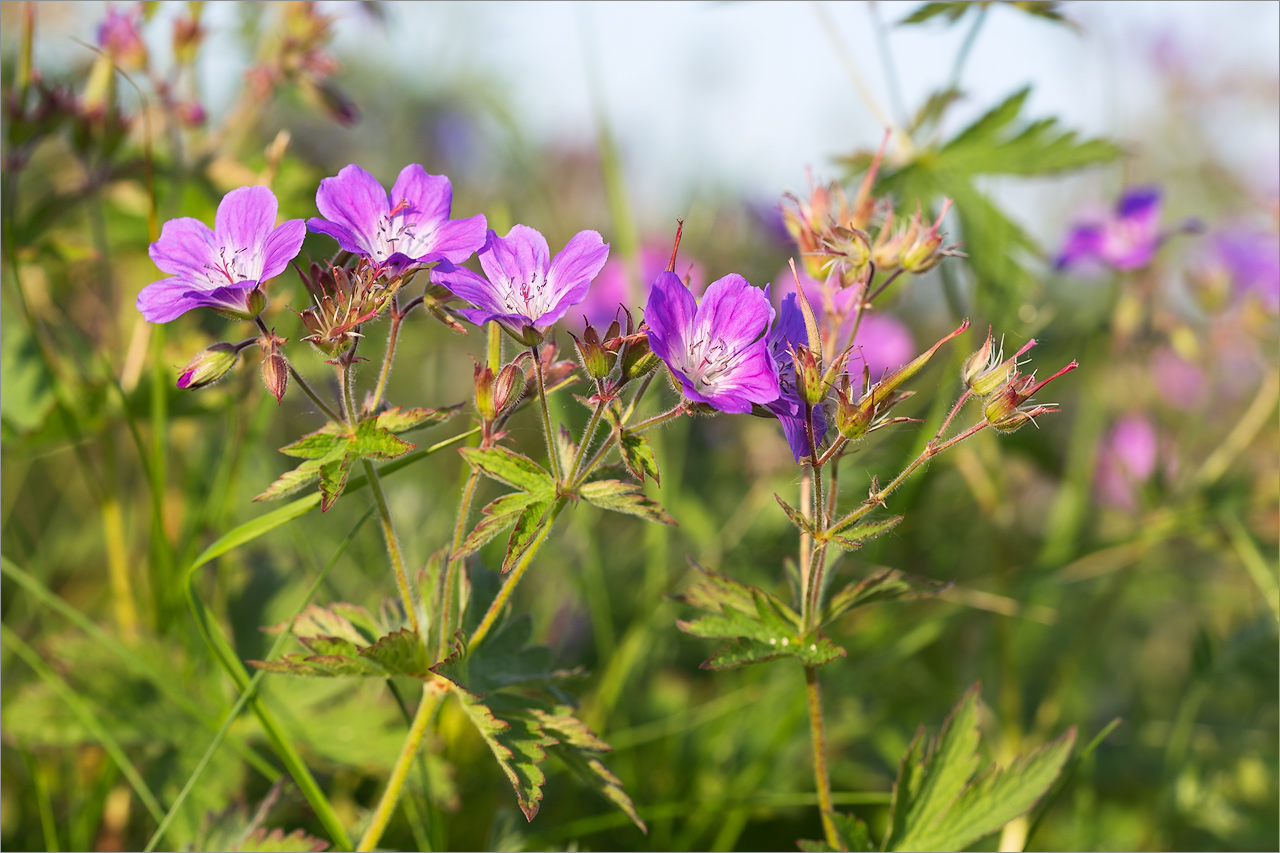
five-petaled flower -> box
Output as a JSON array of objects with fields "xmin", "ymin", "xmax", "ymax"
[
  {"xmin": 308, "ymin": 163, "xmax": 487, "ymax": 277},
  {"xmin": 137, "ymin": 185, "xmax": 305, "ymax": 323},
  {"xmin": 767, "ymin": 293, "xmax": 828, "ymax": 461},
  {"xmin": 644, "ymin": 270, "xmax": 780, "ymax": 414},
  {"xmin": 432, "ymin": 225, "xmax": 610, "ymax": 345},
  {"xmin": 1056, "ymin": 186, "xmax": 1165, "ymax": 272}
]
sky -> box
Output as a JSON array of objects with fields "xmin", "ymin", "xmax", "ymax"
[{"xmin": 12, "ymin": 1, "xmax": 1280, "ymax": 239}]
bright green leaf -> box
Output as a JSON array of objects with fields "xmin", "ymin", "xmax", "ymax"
[
  {"xmin": 579, "ymin": 479, "xmax": 675, "ymax": 525},
  {"xmin": 460, "ymin": 446, "xmax": 555, "ymax": 493}
]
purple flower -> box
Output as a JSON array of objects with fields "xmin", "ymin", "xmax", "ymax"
[
  {"xmin": 1056, "ymin": 186, "xmax": 1165, "ymax": 272},
  {"xmin": 1150, "ymin": 347, "xmax": 1205, "ymax": 411},
  {"xmin": 1095, "ymin": 415, "xmax": 1159, "ymax": 510},
  {"xmin": 308, "ymin": 164, "xmax": 486, "ymax": 276},
  {"xmin": 644, "ymin": 271, "xmax": 780, "ymax": 414},
  {"xmin": 97, "ymin": 4, "xmax": 147, "ymax": 69},
  {"xmin": 431, "ymin": 225, "xmax": 609, "ymax": 344},
  {"xmin": 575, "ymin": 245, "xmax": 705, "ymax": 331},
  {"xmin": 137, "ymin": 186, "xmax": 304, "ymax": 324},
  {"xmin": 767, "ymin": 293, "xmax": 827, "ymax": 461},
  {"xmin": 1214, "ymin": 227, "xmax": 1279, "ymax": 310}
]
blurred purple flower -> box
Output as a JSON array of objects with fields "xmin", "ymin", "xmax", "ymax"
[
  {"xmin": 97, "ymin": 3, "xmax": 147, "ymax": 69},
  {"xmin": 574, "ymin": 245, "xmax": 705, "ymax": 331},
  {"xmin": 1150, "ymin": 348, "xmax": 1205, "ymax": 410},
  {"xmin": 644, "ymin": 271, "xmax": 779, "ymax": 414},
  {"xmin": 1095, "ymin": 415, "xmax": 1158, "ymax": 510},
  {"xmin": 1214, "ymin": 227, "xmax": 1279, "ymax": 310},
  {"xmin": 766, "ymin": 293, "xmax": 827, "ymax": 461},
  {"xmin": 308, "ymin": 164, "xmax": 486, "ymax": 277},
  {"xmin": 432, "ymin": 225, "xmax": 609, "ymax": 345},
  {"xmin": 1056, "ymin": 186, "xmax": 1166, "ymax": 272},
  {"xmin": 137, "ymin": 186, "xmax": 304, "ymax": 323},
  {"xmin": 747, "ymin": 199, "xmax": 792, "ymax": 246}
]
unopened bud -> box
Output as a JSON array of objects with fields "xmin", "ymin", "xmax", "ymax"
[
  {"xmin": 260, "ymin": 334, "xmax": 289, "ymax": 405},
  {"xmin": 571, "ymin": 326, "xmax": 613, "ymax": 380},
  {"xmin": 619, "ymin": 336, "xmax": 659, "ymax": 383},
  {"xmin": 172, "ymin": 15, "xmax": 204, "ymax": 66},
  {"xmin": 834, "ymin": 384, "xmax": 874, "ymax": 441},
  {"xmin": 177, "ymin": 342, "xmax": 241, "ymax": 390},
  {"xmin": 989, "ymin": 410, "xmax": 1035, "ymax": 433},
  {"xmin": 961, "ymin": 329, "xmax": 997, "ymax": 388},
  {"xmin": 794, "ymin": 345, "xmax": 826, "ymax": 406},
  {"xmin": 493, "ymin": 362, "xmax": 524, "ymax": 416},
  {"xmin": 473, "ymin": 363, "xmax": 498, "ymax": 421}
]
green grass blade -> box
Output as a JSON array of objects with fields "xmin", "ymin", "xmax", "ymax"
[
  {"xmin": 145, "ymin": 510, "xmax": 371, "ymax": 853},
  {"xmin": 2, "ymin": 623, "xmax": 166, "ymax": 826}
]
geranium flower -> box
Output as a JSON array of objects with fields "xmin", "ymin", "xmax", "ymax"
[
  {"xmin": 431, "ymin": 225, "xmax": 609, "ymax": 345},
  {"xmin": 308, "ymin": 164, "xmax": 486, "ymax": 276},
  {"xmin": 137, "ymin": 185, "xmax": 304, "ymax": 323},
  {"xmin": 1055, "ymin": 186, "xmax": 1165, "ymax": 271},
  {"xmin": 1095, "ymin": 415, "xmax": 1159, "ymax": 510},
  {"xmin": 767, "ymin": 293, "xmax": 827, "ymax": 461},
  {"xmin": 644, "ymin": 271, "xmax": 779, "ymax": 414}
]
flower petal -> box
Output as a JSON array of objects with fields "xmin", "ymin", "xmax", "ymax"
[
  {"xmin": 390, "ymin": 164, "xmax": 451, "ymax": 229},
  {"xmin": 306, "ymin": 217, "xmax": 367, "ymax": 256},
  {"xmin": 431, "ymin": 261, "xmax": 501, "ymax": 317},
  {"xmin": 1055, "ymin": 224, "xmax": 1103, "ymax": 270},
  {"xmin": 261, "ymin": 219, "xmax": 306, "ymax": 280},
  {"xmin": 545, "ymin": 229, "xmax": 609, "ymax": 308},
  {"xmin": 149, "ymin": 217, "xmax": 217, "ymax": 281},
  {"xmin": 421, "ymin": 213, "xmax": 488, "ymax": 265},
  {"xmin": 697, "ymin": 342, "xmax": 780, "ymax": 413},
  {"xmin": 643, "ymin": 271, "xmax": 698, "ymax": 367},
  {"xmin": 478, "ymin": 225, "xmax": 550, "ymax": 293},
  {"xmin": 314, "ymin": 164, "xmax": 390, "ymax": 254},
  {"xmin": 215, "ymin": 186, "xmax": 278, "ymax": 256},
  {"xmin": 136, "ymin": 278, "xmax": 253, "ymax": 324},
  {"xmin": 695, "ymin": 273, "xmax": 773, "ymax": 353}
]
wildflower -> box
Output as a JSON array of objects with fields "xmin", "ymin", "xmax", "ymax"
[
  {"xmin": 177, "ymin": 341, "xmax": 251, "ymax": 390},
  {"xmin": 1193, "ymin": 227, "xmax": 1280, "ymax": 311},
  {"xmin": 766, "ymin": 293, "xmax": 828, "ymax": 461},
  {"xmin": 644, "ymin": 271, "xmax": 779, "ymax": 414},
  {"xmin": 982, "ymin": 356, "xmax": 1078, "ymax": 433},
  {"xmin": 1150, "ymin": 347, "xmax": 1205, "ymax": 411},
  {"xmin": 575, "ymin": 244, "xmax": 704, "ymax": 331},
  {"xmin": 97, "ymin": 4, "xmax": 148, "ymax": 70},
  {"xmin": 432, "ymin": 225, "xmax": 609, "ymax": 345},
  {"xmin": 1094, "ymin": 415, "xmax": 1159, "ymax": 510},
  {"xmin": 1055, "ymin": 186, "xmax": 1166, "ymax": 272},
  {"xmin": 308, "ymin": 164, "xmax": 485, "ymax": 278},
  {"xmin": 137, "ymin": 185, "xmax": 304, "ymax": 323}
]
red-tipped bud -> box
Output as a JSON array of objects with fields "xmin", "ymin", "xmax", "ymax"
[
  {"xmin": 259, "ymin": 334, "xmax": 289, "ymax": 405},
  {"xmin": 961, "ymin": 327, "xmax": 997, "ymax": 388},
  {"xmin": 970, "ymin": 337, "xmax": 1038, "ymax": 397},
  {"xmin": 172, "ymin": 14, "xmax": 205, "ymax": 66},
  {"xmin": 834, "ymin": 381, "xmax": 874, "ymax": 441},
  {"xmin": 177, "ymin": 342, "xmax": 243, "ymax": 390},
  {"xmin": 898, "ymin": 199, "xmax": 955, "ymax": 274},
  {"xmin": 570, "ymin": 325, "xmax": 614, "ymax": 380},
  {"xmin": 794, "ymin": 345, "xmax": 826, "ymax": 406}
]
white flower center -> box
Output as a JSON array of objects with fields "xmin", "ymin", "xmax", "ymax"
[
  {"xmin": 679, "ymin": 325, "xmax": 747, "ymax": 393},
  {"xmin": 370, "ymin": 202, "xmax": 434, "ymax": 263},
  {"xmin": 492, "ymin": 271, "xmax": 553, "ymax": 321},
  {"xmin": 203, "ymin": 245, "xmax": 262, "ymax": 288}
]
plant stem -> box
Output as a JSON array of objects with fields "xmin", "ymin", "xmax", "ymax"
[
  {"xmin": 532, "ymin": 345, "xmax": 564, "ymax": 485},
  {"xmin": 805, "ymin": 666, "xmax": 842, "ymax": 850},
  {"xmin": 948, "ymin": 3, "xmax": 989, "ymax": 93},
  {"xmin": 369, "ymin": 296, "xmax": 403, "ymax": 411},
  {"xmin": 363, "ymin": 459, "xmax": 420, "ymax": 635},
  {"xmin": 254, "ymin": 316, "xmax": 342, "ymax": 422},
  {"xmin": 468, "ymin": 500, "xmax": 566, "ymax": 652},
  {"xmin": 357, "ymin": 682, "xmax": 448, "ymax": 852},
  {"xmin": 569, "ymin": 399, "xmax": 608, "ymax": 484},
  {"xmin": 629, "ymin": 402, "xmax": 686, "ymax": 434},
  {"xmin": 439, "ymin": 467, "xmax": 481, "ymax": 658}
]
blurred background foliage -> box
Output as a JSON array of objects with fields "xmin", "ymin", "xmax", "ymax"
[{"xmin": 1, "ymin": 1, "xmax": 1276, "ymax": 851}]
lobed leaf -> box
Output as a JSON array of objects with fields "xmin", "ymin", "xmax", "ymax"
[
  {"xmin": 455, "ymin": 691, "xmax": 554, "ymax": 821},
  {"xmin": 457, "ymin": 491, "xmax": 543, "ymax": 557},
  {"xmin": 372, "ymin": 403, "xmax": 463, "ymax": 434},
  {"xmin": 579, "ymin": 479, "xmax": 675, "ymax": 525},
  {"xmin": 502, "ymin": 498, "xmax": 557, "ymax": 573},
  {"xmin": 460, "ymin": 446, "xmax": 555, "ymax": 493},
  {"xmin": 619, "ymin": 432, "xmax": 661, "ymax": 484},
  {"xmin": 821, "ymin": 569, "xmax": 949, "ymax": 626},
  {"xmin": 254, "ymin": 459, "xmax": 322, "ymax": 502},
  {"xmin": 775, "ymin": 493, "xmax": 819, "ymax": 537},
  {"xmin": 430, "ymin": 616, "xmax": 561, "ymax": 697},
  {"xmin": 349, "ymin": 419, "xmax": 415, "ymax": 460},
  {"xmin": 235, "ymin": 827, "xmax": 329, "ymax": 852},
  {"xmin": 826, "ymin": 515, "xmax": 904, "ymax": 551}
]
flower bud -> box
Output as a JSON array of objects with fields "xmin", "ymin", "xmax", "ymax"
[
  {"xmin": 570, "ymin": 326, "xmax": 613, "ymax": 380},
  {"xmin": 619, "ymin": 335, "xmax": 659, "ymax": 383},
  {"xmin": 897, "ymin": 200, "xmax": 954, "ymax": 274},
  {"xmin": 473, "ymin": 363, "xmax": 498, "ymax": 421},
  {"xmin": 177, "ymin": 342, "xmax": 240, "ymax": 390},
  {"xmin": 834, "ymin": 383, "xmax": 874, "ymax": 441},
  {"xmin": 794, "ymin": 345, "xmax": 826, "ymax": 406},
  {"xmin": 961, "ymin": 328, "xmax": 997, "ymax": 388},
  {"xmin": 172, "ymin": 14, "xmax": 204, "ymax": 66},
  {"xmin": 260, "ymin": 334, "xmax": 289, "ymax": 405}
]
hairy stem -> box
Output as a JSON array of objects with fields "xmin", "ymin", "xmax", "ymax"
[
  {"xmin": 362, "ymin": 459, "xmax": 420, "ymax": 635},
  {"xmin": 369, "ymin": 297, "xmax": 403, "ymax": 411},
  {"xmin": 532, "ymin": 345, "xmax": 564, "ymax": 485},
  {"xmin": 805, "ymin": 667, "xmax": 842, "ymax": 850},
  {"xmin": 569, "ymin": 399, "xmax": 608, "ymax": 484},
  {"xmin": 439, "ymin": 467, "xmax": 482, "ymax": 658},
  {"xmin": 356, "ymin": 682, "xmax": 447, "ymax": 852}
]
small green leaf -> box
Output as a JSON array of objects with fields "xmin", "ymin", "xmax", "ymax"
[
  {"xmin": 235, "ymin": 827, "xmax": 329, "ymax": 852},
  {"xmin": 774, "ymin": 493, "xmax": 819, "ymax": 537},
  {"xmin": 254, "ymin": 459, "xmax": 322, "ymax": 502},
  {"xmin": 701, "ymin": 634, "xmax": 845, "ymax": 670},
  {"xmin": 373, "ymin": 403, "xmax": 463, "ymax": 434},
  {"xmin": 899, "ymin": 1, "xmax": 971, "ymax": 25},
  {"xmin": 619, "ymin": 432, "xmax": 661, "ymax": 484},
  {"xmin": 460, "ymin": 446, "xmax": 556, "ymax": 493},
  {"xmin": 503, "ymin": 498, "xmax": 556, "ymax": 573},
  {"xmin": 579, "ymin": 479, "xmax": 675, "ymax": 525},
  {"xmin": 431, "ymin": 616, "xmax": 563, "ymax": 697},
  {"xmin": 350, "ymin": 419, "xmax": 415, "ymax": 460},
  {"xmin": 279, "ymin": 428, "xmax": 348, "ymax": 460},
  {"xmin": 546, "ymin": 740, "xmax": 647, "ymax": 833},
  {"xmin": 318, "ymin": 452, "xmax": 355, "ymax": 513},
  {"xmin": 826, "ymin": 516, "xmax": 904, "ymax": 551},
  {"xmin": 821, "ymin": 569, "xmax": 948, "ymax": 626},
  {"xmin": 457, "ymin": 491, "xmax": 543, "ymax": 557},
  {"xmin": 361, "ymin": 629, "xmax": 433, "ymax": 678},
  {"xmin": 455, "ymin": 691, "xmax": 553, "ymax": 821},
  {"xmin": 830, "ymin": 812, "xmax": 874, "ymax": 852},
  {"xmin": 249, "ymin": 628, "xmax": 430, "ymax": 680}
]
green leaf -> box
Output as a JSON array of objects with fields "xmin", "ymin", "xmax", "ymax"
[
  {"xmin": 579, "ymin": 479, "xmax": 675, "ymax": 525},
  {"xmin": 619, "ymin": 432, "xmax": 661, "ymax": 484},
  {"xmin": 898, "ymin": 1, "xmax": 971, "ymax": 25},
  {"xmin": 455, "ymin": 691, "xmax": 554, "ymax": 821},
  {"xmin": 831, "ymin": 812, "xmax": 874, "ymax": 852},
  {"xmin": 373, "ymin": 403, "xmax": 463, "ymax": 434},
  {"xmin": 318, "ymin": 452, "xmax": 355, "ymax": 513},
  {"xmin": 503, "ymin": 497, "xmax": 557, "ymax": 573},
  {"xmin": 278, "ymin": 427, "xmax": 347, "ymax": 460},
  {"xmin": 544, "ymin": 733, "xmax": 647, "ymax": 833},
  {"xmin": 254, "ymin": 459, "xmax": 323, "ymax": 502},
  {"xmin": 702, "ymin": 635, "xmax": 845, "ymax": 670},
  {"xmin": 457, "ymin": 491, "xmax": 543, "ymax": 557},
  {"xmin": 885, "ymin": 684, "xmax": 1077, "ymax": 852},
  {"xmin": 430, "ymin": 616, "xmax": 563, "ymax": 697},
  {"xmin": 821, "ymin": 568, "xmax": 949, "ymax": 626},
  {"xmin": 249, "ymin": 628, "xmax": 431, "ymax": 680},
  {"xmin": 235, "ymin": 827, "xmax": 329, "ymax": 852},
  {"xmin": 349, "ymin": 419, "xmax": 415, "ymax": 460},
  {"xmin": 774, "ymin": 493, "xmax": 819, "ymax": 537},
  {"xmin": 825, "ymin": 515, "xmax": 904, "ymax": 550},
  {"xmin": 460, "ymin": 446, "xmax": 555, "ymax": 493}
]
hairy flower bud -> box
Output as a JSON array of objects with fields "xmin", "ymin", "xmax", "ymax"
[
  {"xmin": 570, "ymin": 326, "xmax": 613, "ymax": 380},
  {"xmin": 177, "ymin": 342, "xmax": 243, "ymax": 390},
  {"xmin": 834, "ymin": 383, "xmax": 874, "ymax": 441},
  {"xmin": 898, "ymin": 200, "xmax": 955, "ymax": 274},
  {"xmin": 794, "ymin": 345, "xmax": 826, "ymax": 406},
  {"xmin": 961, "ymin": 328, "xmax": 998, "ymax": 388},
  {"xmin": 260, "ymin": 334, "xmax": 289, "ymax": 405}
]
